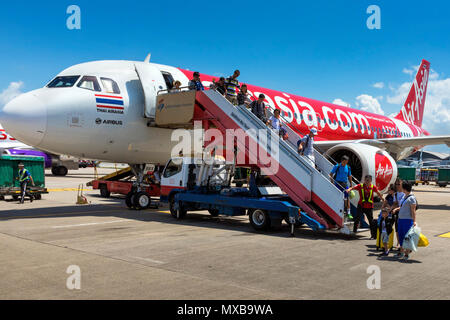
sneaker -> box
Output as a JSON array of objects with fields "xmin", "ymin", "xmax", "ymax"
[
  {"xmin": 401, "ymin": 255, "xmax": 410, "ymax": 262},
  {"xmin": 346, "ymin": 211, "xmax": 353, "ymax": 220},
  {"xmin": 397, "ymin": 252, "xmax": 405, "ymax": 259}
]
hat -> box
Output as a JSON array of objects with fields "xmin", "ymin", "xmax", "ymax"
[
  {"xmin": 18, "ymin": 162, "xmax": 24, "ymax": 166},
  {"xmin": 309, "ymin": 128, "xmax": 318, "ymax": 136}
]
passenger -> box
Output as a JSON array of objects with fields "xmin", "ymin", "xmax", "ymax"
[
  {"xmin": 297, "ymin": 128, "xmax": 317, "ymax": 167},
  {"xmin": 347, "ymin": 175, "xmax": 384, "ymax": 238},
  {"xmin": 392, "ymin": 178, "xmax": 405, "ymax": 249},
  {"xmin": 237, "ymin": 84, "xmax": 251, "ymax": 106},
  {"xmin": 250, "ymin": 94, "xmax": 268, "ymax": 123},
  {"xmin": 378, "ymin": 207, "xmax": 395, "ymax": 257},
  {"xmin": 170, "ymin": 80, "xmax": 182, "ymax": 93},
  {"xmin": 266, "ymin": 109, "xmax": 282, "ymax": 134},
  {"xmin": 212, "ymin": 77, "xmax": 227, "ymax": 96},
  {"xmin": 188, "ymin": 72, "xmax": 205, "ymax": 91},
  {"xmin": 329, "ymin": 155, "xmax": 353, "ymax": 217},
  {"xmin": 391, "ymin": 181, "xmax": 417, "ymax": 262},
  {"xmin": 225, "ymin": 70, "xmax": 240, "ymax": 105},
  {"xmin": 382, "ymin": 184, "xmax": 396, "ymax": 210},
  {"xmin": 17, "ymin": 162, "xmax": 35, "ymax": 204}
]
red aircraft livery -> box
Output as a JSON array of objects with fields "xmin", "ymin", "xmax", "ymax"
[{"xmin": 179, "ymin": 59, "xmax": 437, "ymax": 192}]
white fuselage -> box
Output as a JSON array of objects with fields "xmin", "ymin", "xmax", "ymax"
[{"xmin": 1, "ymin": 61, "xmax": 192, "ymax": 165}]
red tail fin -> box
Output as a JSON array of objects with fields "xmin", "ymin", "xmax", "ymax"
[{"xmin": 394, "ymin": 59, "xmax": 430, "ymax": 127}]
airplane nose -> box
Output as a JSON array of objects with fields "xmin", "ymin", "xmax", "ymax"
[{"xmin": 0, "ymin": 91, "xmax": 47, "ymax": 146}]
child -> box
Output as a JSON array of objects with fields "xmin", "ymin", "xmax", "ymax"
[{"xmin": 378, "ymin": 208, "xmax": 394, "ymax": 256}]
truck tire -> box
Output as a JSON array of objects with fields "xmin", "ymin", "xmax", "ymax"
[
  {"xmin": 34, "ymin": 193, "xmax": 42, "ymax": 200},
  {"xmin": 12, "ymin": 195, "xmax": 19, "ymax": 201},
  {"xmin": 249, "ymin": 209, "xmax": 271, "ymax": 231},
  {"xmin": 100, "ymin": 185, "xmax": 111, "ymax": 198},
  {"xmin": 133, "ymin": 192, "xmax": 151, "ymax": 210},
  {"xmin": 169, "ymin": 195, "xmax": 187, "ymax": 219},
  {"xmin": 125, "ymin": 192, "xmax": 135, "ymax": 209}
]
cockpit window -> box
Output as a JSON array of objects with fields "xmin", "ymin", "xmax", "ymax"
[
  {"xmin": 100, "ymin": 78, "xmax": 121, "ymax": 94},
  {"xmin": 47, "ymin": 76, "xmax": 80, "ymax": 88},
  {"xmin": 77, "ymin": 76, "xmax": 101, "ymax": 92}
]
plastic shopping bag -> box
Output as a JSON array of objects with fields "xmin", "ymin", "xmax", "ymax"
[
  {"xmin": 402, "ymin": 225, "xmax": 421, "ymax": 252},
  {"xmin": 418, "ymin": 233, "xmax": 429, "ymax": 247}
]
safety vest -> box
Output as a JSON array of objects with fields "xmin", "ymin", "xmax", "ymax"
[
  {"xmin": 19, "ymin": 169, "xmax": 30, "ymax": 182},
  {"xmin": 360, "ymin": 183, "xmax": 373, "ymax": 203}
]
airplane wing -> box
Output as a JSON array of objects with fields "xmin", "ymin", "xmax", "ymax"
[{"xmin": 315, "ymin": 135, "xmax": 450, "ymax": 161}]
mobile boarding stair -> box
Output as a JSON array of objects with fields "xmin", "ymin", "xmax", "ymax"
[{"xmin": 156, "ymin": 89, "xmax": 352, "ymax": 234}]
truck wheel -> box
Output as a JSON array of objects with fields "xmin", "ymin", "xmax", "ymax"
[
  {"xmin": 169, "ymin": 196, "xmax": 186, "ymax": 219},
  {"xmin": 249, "ymin": 209, "xmax": 271, "ymax": 231},
  {"xmin": 100, "ymin": 185, "xmax": 111, "ymax": 198},
  {"xmin": 133, "ymin": 192, "xmax": 151, "ymax": 210},
  {"xmin": 52, "ymin": 166, "xmax": 68, "ymax": 176},
  {"xmin": 12, "ymin": 195, "xmax": 19, "ymax": 201},
  {"xmin": 34, "ymin": 194, "xmax": 42, "ymax": 200},
  {"xmin": 125, "ymin": 192, "xmax": 135, "ymax": 209}
]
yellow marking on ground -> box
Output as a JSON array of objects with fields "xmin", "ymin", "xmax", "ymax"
[
  {"xmin": 437, "ymin": 232, "xmax": 450, "ymax": 238},
  {"xmin": 158, "ymin": 210, "xmax": 171, "ymax": 214},
  {"xmin": 0, "ymin": 208, "xmax": 124, "ymax": 220}
]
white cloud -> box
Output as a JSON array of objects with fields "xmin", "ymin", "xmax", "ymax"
[
  {"xmin": 332, "ymin": 98, "xmax": 350, "ymax": 107},
  {"xmin": 402, "ymin": 67, "xmax": 415, "ymax": 76},
  {"xmin": 0, "ymin": 81, "xmax": 24, "ymax": 106},
  {"xmin": 355, "ymin": 94, "xmax": 384, "ymax": 115},
  {"xmin": 372, "ymin": 82, "xmax": 384, "ymax": 89}
]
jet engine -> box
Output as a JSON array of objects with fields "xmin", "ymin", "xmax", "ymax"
[{"xmin": 324, "ymin": 143, "xmax": 397, "ymax": 193}]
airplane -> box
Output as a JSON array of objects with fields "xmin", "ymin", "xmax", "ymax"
[
  {"xmin": 1, "ymin": 57, "xmax": 449, "ymax": 197},
  {"xmin": 0, "ymin": 123, "xmax": 79, "ymax": 175}
]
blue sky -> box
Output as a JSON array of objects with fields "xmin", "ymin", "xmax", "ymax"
[{"xmin": 1, "ymin": 0, "xmax": 449, "ymax": 152}]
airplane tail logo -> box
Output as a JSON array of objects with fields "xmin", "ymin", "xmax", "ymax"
[{"xmin": 394, "ymin": 59, "xmax": 430, "ymax": 127}]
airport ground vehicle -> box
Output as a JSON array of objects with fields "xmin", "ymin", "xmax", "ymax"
[
  {"xmin": 0, "ymin": 155, "xmax": 48, "ymax": 200},
  {"xmin": 397, "ymin": 167, "xmax": 416, "ymax": 185},
  {"xmin": 160, "ymin": 156, "xmax": 327, "ymax": 236},
  {"xmin": 417, "ymin": 168, "xmax": 438, "ymax": 185},
  {"xmin": 88, "ymin": 166, "xmax": 161, "ymax": 206},
  {"xmin": 437, "ymin": 168, "xmax": 450, "ymax": 187},
  {"xmin": 154, "ymin": 89, "xmax": 360, "ymax": 235}
]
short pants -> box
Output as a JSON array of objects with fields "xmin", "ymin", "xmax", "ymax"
[{"xmin": 334, "ymin": 181, "xmax": 349, "ymax": 198}]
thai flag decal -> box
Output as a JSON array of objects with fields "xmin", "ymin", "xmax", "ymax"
[{"xmin": 95, "ymin": 94, "xmax": 124, "ymax": 110}]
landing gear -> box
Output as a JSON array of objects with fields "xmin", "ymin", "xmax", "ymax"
[{"xmin": 124, "ymin": 164, "xmax": 153, "ymax": 210}]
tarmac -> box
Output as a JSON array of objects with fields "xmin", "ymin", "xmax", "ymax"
[{"xmin": 0, "ymin": 167, "xmax": 449, "ymax": 299}]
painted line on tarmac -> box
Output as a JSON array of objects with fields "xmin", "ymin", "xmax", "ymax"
[
  {"xmin": 0, "ymin": 208, "xmax": 124, "ymax": 220},
  {"xmin": 158, "ymin": 210, "xmax": 171, "ymax": 214},
  {"xmin": 129, "ymin": 256, "xmax": 165, "ymax": 264},
  {"xmin": 52, "ymin": 219, "xmax": 128, "ymax": 229},
  {"xmin": 437, "ymin": 231, "xmax": 450, "ymax": 238}
]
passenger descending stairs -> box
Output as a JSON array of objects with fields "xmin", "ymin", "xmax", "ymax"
[{"xmin": 195, "ymin": 90, "xmax": 346, "ymax": 230}]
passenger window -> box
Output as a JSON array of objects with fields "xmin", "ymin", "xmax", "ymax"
[
  {"xmin": 162, "ymin": 72, "xmax": 175, "ymax": 90},
  {"xmin": 101, "ymin": 78, "xmax": 121, "ymax": 94},
  {"xmin": 77, "ymin": 76, "xmax": 101, "ymax": 92},
  {"xmin": 163, "ymin": 160, "xmax": 182, "ymax": 178}
]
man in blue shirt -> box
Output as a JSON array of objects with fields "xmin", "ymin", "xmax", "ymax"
[
  {"xmin": 17, "ymin": 162, "xmax": 35, "ymax": 204},
  {"xmin": 188, "ymin": 72, "xmax": 205, "ymax": 91},
  {"xmin": 329, "ymin": 155, "xmax": 353, "ymax": 217}
]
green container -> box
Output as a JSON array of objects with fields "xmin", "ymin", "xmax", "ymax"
[
  {"xmin": 438, "ymin": 168, "xmax": 450, "ymax": 184},
  {"xmin": 0, "ymin": 155, "xmax": 45, "ymax": 188},
  {"xmin": 397, "ymin": 167, "xmax": 416, "ymax": 183}
]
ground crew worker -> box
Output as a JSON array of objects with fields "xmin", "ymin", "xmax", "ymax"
[
  {"xmin": 17, "ymin": 162, "xmax": 34, "ymax": 204},
  {"xmin": 347, "ymin": 175, "xmax": 384, "ymax": 237},
  {"xmin": 329, "ymin": 155, "xmax": 353, "ymax": 217},
  {"xmin": 297, "ymin": 128, "xmax": 317, "ymax": 167},
  {"xmin": 225, "ymin": 70, "xmax": 240, "ymax": 105}
]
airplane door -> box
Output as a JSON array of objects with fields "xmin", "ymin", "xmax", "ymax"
[{"xmin": 134, "ymin": 64, "xmax": 167, "ymax": 118}]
